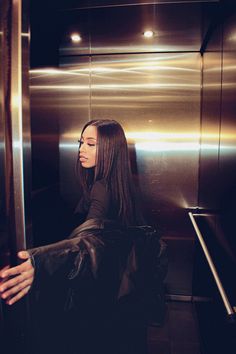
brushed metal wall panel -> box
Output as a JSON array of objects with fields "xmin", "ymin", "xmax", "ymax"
[
  {"xmin": 90, "ymin": 3, "xmax": 202, "ymax": 54},
  {"xmin": 30, "ymin": 57, "xmax": 90, "ymax": 207},
  {"xmin": 90, "ymin": 53, "xmax": 201, "ymax": 236},
  {"xmin": 59, "ymin": 2, "xmax": 202, "ymax": 56},
  {"xmin": 198, "ymin": 31, "xmax": 222, "ymax": 209},
  {"xmin": 59, "ymin": 57, "xmax": 90, "ymax": 205},
  {"xmin": 193, "ymin": 5, "xmax": 236, "ymax": 308},
  {"xmin": 219, "ymin": 11, "xmax": 236, "ymax": 212},
  {"xmin": 30, "ymin": 70, "xmax": 60, "ymax": 191}
]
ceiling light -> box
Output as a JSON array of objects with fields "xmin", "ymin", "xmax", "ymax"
[
  {"xmin": 71, "ymin": 33, "xmax": 81, "ymax": 43},
  {"xmin": 143, "ymin": 30, "xmax": 154, "ymax": 38}
]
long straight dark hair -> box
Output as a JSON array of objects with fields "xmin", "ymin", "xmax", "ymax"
[{"xmin": 76, "ymin": 119, "xmax": 140, "ymax": 226}]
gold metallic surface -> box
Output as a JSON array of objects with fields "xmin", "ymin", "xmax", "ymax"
[
  {"xmin": 36, "ymin": 50, "xmax": 201, "ymax": 236},
  {"xmin": 30, "ymin": 57, "xmax": 90, "ymax": 204},
  {"xmin": 219, "ymin": 11, "xmax": 236, "ymax": 211},
  {"xmin": 90, "ymin": 53, "xmax": 201, "ymax": 223},
  {"xmin": 43, "ymin": 53, "xmax": 201, "ymax": 246},
  {"xmin": 199, "ymin": 47, "xmax": 222, "ymax": 209},
  {"xmin": 43, "ymin": 52, "xmax": 201, "ymax": 238}
]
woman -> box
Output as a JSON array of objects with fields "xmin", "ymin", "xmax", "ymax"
[
  {"xmin": 75, "ymin": 119, "xmax": 141, "ymax": 225},
  {"xmin": 0, "ymin": 119, "xmax": 150, "ymax": 354},
  {"xmin": 0, "ymin": 119, "xmax": 140, "ymax": 303}
]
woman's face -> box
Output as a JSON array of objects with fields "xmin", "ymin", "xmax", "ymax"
[{"xmin": 79, "ymin": 125, "xmax": 98, "ymax": 168}]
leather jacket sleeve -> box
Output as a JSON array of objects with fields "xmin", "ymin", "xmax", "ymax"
[
  {"xmin": 28, "ymin": 219, "xmax": 168, "ymax": 324},
  {"xmin": 28, "ymin": 219, "xmax": 106, "ymax": 286}
]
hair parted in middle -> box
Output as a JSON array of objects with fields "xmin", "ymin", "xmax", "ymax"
[{"xmin": 76, "ymin": 119, "xmax": 140, "ymax": 226}]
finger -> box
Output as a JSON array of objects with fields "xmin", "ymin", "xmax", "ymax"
[
  {"xmin": 18, "ymin": 251, "xmax": 30, "ymax": 259},
  {"xmin": 0, "ymin": 265, "xmax": 10, "ymax": 278},
  {"xmin": 16, "ymin": 259, "xmax": 33, "ymax": 272},
  {"xmin": 0, "ymin": 275, "xmax": 24, "ymax": 293},
  {"xmin": 1, "ymin": 278, "xmax": 33, "ymax": 300},
  {"xmin": 7, "ymin": 285, "xmax": 31, "ymax": 305},
  {"xmin": 0, "ymin": 269, "xmax": 34, "ymax": 293},
  {"xmin": 1, "ymin": 259, "xmax": 32, "ymax": 278}
]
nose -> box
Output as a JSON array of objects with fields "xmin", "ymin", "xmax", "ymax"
[{"xmin": 79, "ymin": 143, "xmax": 86, "ymax": 154}]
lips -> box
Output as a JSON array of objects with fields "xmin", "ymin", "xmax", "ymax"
[{"xmin": 79, "ymin": 155, "xmax": 88, "ymax": 162}]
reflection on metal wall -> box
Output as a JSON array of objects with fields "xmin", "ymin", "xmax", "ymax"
[
  {"xmin": 220, "ymin": 11, "xmax": 236, "ymax": 212},
  {"xmin": 60, "ymin": 2, "xmax": 202, "ymax": 56},
  {"xmin": 192, "ymin": 6, "xmax": 236, "ymax": 350},
  {"xmin": 59, "ymin": 57, "xmax": 90, "ymax": 205},
  {"xmin": 199, "ymin": 26, "xmax": 222, "ymax": 210},
  {"xmin": 30, "ymin": 58, "xmax": 89, "ymax": 203},
  {"xmin": 199, "ymin": 8, "xmax": 236, "ymax": 214},
  {"xmin": 59, "ymin": 53, "xmax": 201, "ymax": 236},
  {"xmin": 90, "ymin": 53, "xmax": 201, "ymax": 234},
  {"xmin": 30, "ymin": 69, "xmax": 60, "ymax": 190}
]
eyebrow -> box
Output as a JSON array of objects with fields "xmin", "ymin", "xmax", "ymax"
[{"xmin": 81, "ymin": 136, "xmax": 97, "ymax": 141}]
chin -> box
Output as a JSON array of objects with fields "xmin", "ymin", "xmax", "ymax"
[{"xmin": 81, "ymin": 162, "xmax": 95, "ymax": 169}]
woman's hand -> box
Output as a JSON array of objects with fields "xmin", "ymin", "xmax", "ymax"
[{"xmin": 0, "ymin": 251, "xmax": 35, "ymax": 305}]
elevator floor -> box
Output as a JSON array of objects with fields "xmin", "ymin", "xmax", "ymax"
[{"xmin": 148, "ymin": 301, "xmax": 201, "ymax": 354}]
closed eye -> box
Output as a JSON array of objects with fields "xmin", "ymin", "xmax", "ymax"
[
  {"xmin": 78, "ymin": 139, "xmax": 96, "ymax": 147},
  {"xmin": 88, "ymin": 143, "xmax": 96, "ymax": 147}
]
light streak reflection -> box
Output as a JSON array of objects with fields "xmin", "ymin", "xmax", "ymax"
[
  {"xmin": 59, "ymin": 130, "xmax": 236, "ymax": 152},
  {"xmin": 30, "ymin": 83, "xmax": 199, "ymax": 90},
  {"xmin": 59, "ymin": 142, "xmax": 235, "ymax": 153},
  {"xmin": 30, "ymin": 64, "xmax": 198, "ymax": 75}
]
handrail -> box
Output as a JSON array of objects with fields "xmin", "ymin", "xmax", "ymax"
[{"xmin": 189, "ymin": 212, "xmax": 235, "ymax": 317}]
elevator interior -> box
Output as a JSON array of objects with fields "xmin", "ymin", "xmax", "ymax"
[{"xmin": 1, "ymin": 0, "xmax": 236, "ymax": 353}]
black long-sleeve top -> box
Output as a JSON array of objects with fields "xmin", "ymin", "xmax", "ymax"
[
  {"xmin": 75, "ymin": 179, "xmax": 117, "ymax": 223},
  {"xmin": 86, "ymin": 180, "xmax": 111, "ymax": 220}
]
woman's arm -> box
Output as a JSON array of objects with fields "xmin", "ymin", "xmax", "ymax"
[
  {"xmin": 0, "ymin": 181, "xmax": 109, "ymax": 306},
  {"xmin": 0, "ymin": 227, "xmax": 103, "ymax": 305},
  {"xmin": 0, "ymin": 251, "xmax": 34, "ymax": 305}
]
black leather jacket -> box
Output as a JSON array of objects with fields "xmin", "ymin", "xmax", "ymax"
[{"xmin": 29, "ymin": 218, "xmax": 168, "ymax": 325}]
